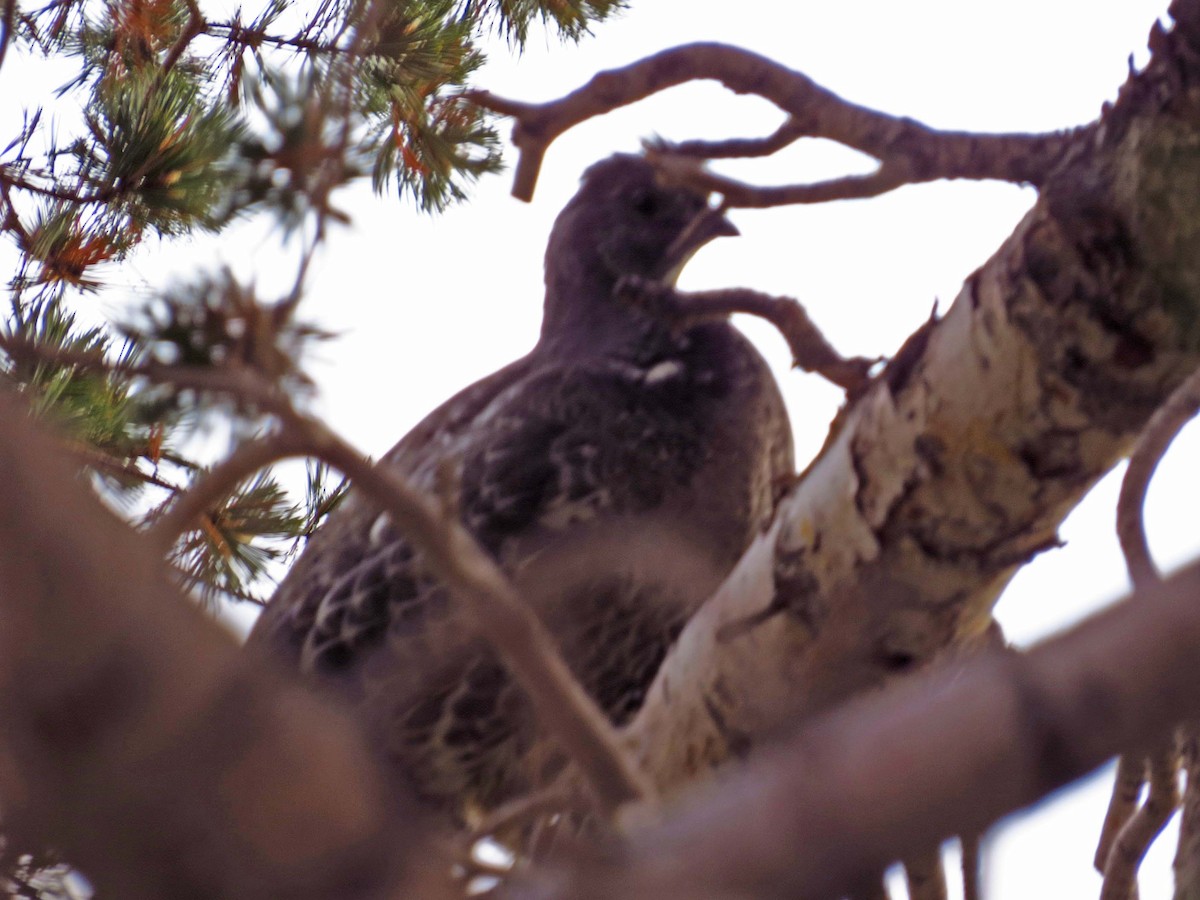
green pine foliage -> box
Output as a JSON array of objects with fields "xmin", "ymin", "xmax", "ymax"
[
  {"xmin": 0, "ymin": 2, "xmax": 619, "ymax": 893},
  {"xmin": 2, "ymin": 296, "xmax": 159, "ymax": 488},
  {"xmin": 168, "ymin": 469, "xmax": 307, "ymax": 608}
]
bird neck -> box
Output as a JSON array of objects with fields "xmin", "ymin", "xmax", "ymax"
[{"xmin": 538, "ymin": 262, "xmax": 679, "ymax": 360}]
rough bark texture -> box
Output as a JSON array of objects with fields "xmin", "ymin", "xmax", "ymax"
[
  {"xmin": 534, "ymin": 559, "xmax": 1200, "ymax": 900},
  {"xmin": 629, "ymin": 11, "xmax": 1200, "ymax": 791},
  {"xmin": 0, "ymin": 392, "xmax": 444, "ymax": 900}
]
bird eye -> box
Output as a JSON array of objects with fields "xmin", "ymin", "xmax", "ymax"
[{"xmin": 630, "ymin": 188, "xmax": 660, "ymax": 217}]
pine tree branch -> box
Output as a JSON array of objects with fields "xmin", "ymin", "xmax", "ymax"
[
  {"xmin": 467, "ymin": 42, "xmax": 1078, "ymax": 201},
  {"xmin": 0, "ymin": 388, "xmax": 443, "ymax": 900},
  {"xmin": 68, "ymin": 441, "xmax": 183, "ymax": 493},
  {"xmin": 205, "ymin": 20, "xmax": 345, "ymax": 54},
  {"xmin": 148, "ymin": 433, "xmax": 307, "ymax": 553},
  {"xmin": 9, "ymin": 325, "xmax": 654, "ymax": 818},
  {"xmin": 156, "ymin": 0, "xmax": 205, "ymax": 78}
]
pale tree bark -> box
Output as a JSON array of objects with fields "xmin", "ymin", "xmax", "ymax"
[
  {"xmin": 531, "ymin": 559, "xmax": 1200, "ymax": 899},
  {"xmin": 626, "ymin": 3, "xmax": 1200, "ymax": 791}
]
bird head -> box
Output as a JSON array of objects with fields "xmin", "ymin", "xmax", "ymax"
[{"xmin": 545, "ymin": 153, "xmax": 737, "ymax": 290}]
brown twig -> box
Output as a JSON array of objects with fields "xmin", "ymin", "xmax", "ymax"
[
  {"xmin": 616, "ymin": 277, "xmax": 875, "ymax": 394},
  {"xmin": 657, "ymin": 116, "xmax": 808, "ymax": 160},
  {"xmin": 148, "ymin": 432, "xmax": 308, "ymax": 553},
  {"xmin": 904, "ymin": 848, "xmax": 948, "ymax": 900},
  {"xmin": 1095, "ymin": 365, "xmax": 1200, "ymax": 894},
  {"xmin": 467, "ymin": 42, "xmax": 1078, "ymax": 201},
  {"xmin": 650, "ymin": 150, "xmax": 913, "ymax": 208},
  {"xmin": 468, "ymin": 779, "xmax": 580, "ymax": 848},
  {"xmin": 1177, "ymin": 728, "xmax": 1200, "ymax": 896},
  {"xmin": 961, "ymin": 834, "xmax": 983, "ymax": 900},
  {"xmin": 1095, "ymin": 754, "xmax": 1146, "ymax": 871},
  {"xmin": 1116, "ymin": 365, "xmax": 1200, "ymax": 589},
  {"xmin": 1101, "ymin": 746, "xmax": 1181, "ymax": 900},
  {"xmin": 157, "ymin": 0, "xmax": 205, "ymax": 79},
  {"xmin": 205, "ymin": 20, "xmax": 341, "ymax": 54},
  {"xmin": 6, "ymin": 327, "xmax": 653, "ymax": 817},
  {"xmin": 67, "ymin": 441, "xmax": 184, "ymax": 494}
]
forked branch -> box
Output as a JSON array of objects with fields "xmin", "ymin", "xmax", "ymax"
[
  {"xmin": 1096, "ymin": 365, "xmax": 1200, "ymax": 898},
  {"xmin": 468, "ymin": 42, "xmax": 1080, "ymax": 202}
]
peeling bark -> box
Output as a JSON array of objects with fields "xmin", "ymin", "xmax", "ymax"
[{"xmin": 629, "ymin": 11, "xmax": 1200, "ymax": 791}]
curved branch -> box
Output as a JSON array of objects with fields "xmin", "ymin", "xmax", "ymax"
[
  {"xmin": 0, "ymin": 331, "xmax": 651, "ymax": 816},
  {"xmin": 615, "ymin": 278, "xmax": 875, "ymax": 393},
  {"xmin": 1115, "ymin": 364, "xmax": 1200, "ymax": 589},
  {"xmin": 469, "ymin": 43, "xmax": 1078, "ymax": 201},
  {"xmin": 147, "ymin": 433, "xmax": 309, "ymax": 553},
  {"xmin": 1097, "ymin": 357, "xmax": 1200, "ymax": 896},
  {"xmin": 0, "ymin": 390, "xmax": 436, "ymax": 900}
]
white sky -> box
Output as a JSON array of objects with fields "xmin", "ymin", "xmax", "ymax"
[{"xmin": 4, "ymin": 1, "xmax": 1193, "ymax": 897}]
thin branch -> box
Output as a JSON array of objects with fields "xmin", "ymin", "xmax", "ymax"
[
  {"xmin": 148, "ymin": 432, "xmax": 308, "ymax": 553},
  {"xmin": 657, "ymin": 116, "xmax": 808, "ymax": 160},
  {"xmin": 205, "ymin": 20, "xmax": 341, "ymax": 54},
  {"xmin": 904, "ymin": 848, "xmax": 948, "ymax": 900},
  {"xmin": 1095, "ymin": 754, "xmax": 1146, "ymax": 871},
  {"xmin": 68, "ymin": 441, "xmax": 184, "ymax": 493},
  {"xmin": 5, "ymin": 327, "xmax": 653, "ymax": 817},
  {"xmin": 650, "ymin": 150, "xmax": 913, "ymax": 208},
  {"xmin": 1177, "ymin": 727, "xmax": 1200, "ymax": 897},
  {"xmin": 468, "ymin": 779, "xmax": 579, "ymax": 847},
  {"xmin": 1101, "ymin": 745, "xmax": 1181, "ymax": 900},
  {"xmin": 0, "ymin": 164, "xmax": 118, "ymax": 205},
  {"xmin": 616, "ymin": 278, "xmax": 875, "ymax": 393},
  {"xmin": 961, "ymin": 834, "xmax": 982, "ymax": 900},
  {"xmin": 467, "ymin": 42, "xmax": 1077, "ymax": 201},
  {"xmin": 156, "ymin": 0, "xmax": 205, "ymax": 78},
  {"xmin": 1095, "ymin": 365, "xmax": 1200, "ymax": 891},
  {"xmin": 1116, "ymin": 364, "xmax": 1200, "ymax": 589}
]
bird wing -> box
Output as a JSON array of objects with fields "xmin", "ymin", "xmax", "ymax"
[{"xmin": 248, "ymin": 348, "xmax": 723, "ymax": 676}]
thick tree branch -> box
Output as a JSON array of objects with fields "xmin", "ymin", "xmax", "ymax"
[
  {"xmin": 468, "ymin": 42, "xmax": 1077, "ymax": 201},
  {"xmin": 622, "ymin": 9, "xmax": 1200, "ymax": 805},
  {"xmin": 12, "ymin": 331, "xmax": 654, "ymax": 817},
  {"xmin": 529, "ymin": 559, "xmax": 1200, "ymax": 900},
  {"xmin": 0, "ymin": 390, "xmax": 443, "ymax": 900}
]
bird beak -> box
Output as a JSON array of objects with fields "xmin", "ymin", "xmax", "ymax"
[{"xmin": 655, "ymin": 208, "xmax": 739, "ymax": 283}]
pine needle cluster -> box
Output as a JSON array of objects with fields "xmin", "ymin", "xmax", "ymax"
[{"xmin": 0, "ymin": 1, "xmax": 622, "ymax": 895}]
